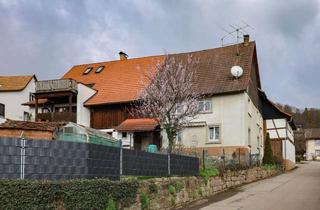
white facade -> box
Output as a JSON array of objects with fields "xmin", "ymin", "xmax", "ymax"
[
  {"xmin": 76, "ymin": 83, "xmax": 96, "ymax": 127},
  {"xmin": 161, "ymin": 92, "xmax": 264, "ymax": 157},
  {"xmin": 306, "ymin": 139, "xmax": 320, "ymax": 160},
  {"xmin": 265, "ymin": 118, "xmax": 296, "ymax": 164},
  {"xmin": 0, "ymin": 77, "xmax": 36, "ymax": 122}
]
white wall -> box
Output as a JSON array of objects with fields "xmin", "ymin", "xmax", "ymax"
[
  {"xmin": 162, "ymin": 92, "xmax": 264, "ymax": 156},
  {"xmin": 0, "ymin": 77, "xmax": 35, "ymax": 122},
  {"xmin": 306, "ymin": 139, "xmax": 320, "ymax": 160},
  {"xmin": 283, "ymin": 139, "xmax": 296, "ymax": 163},
  {"xmin": 76, "ymin": 83, "xmax": 96, "ymax": 127}
]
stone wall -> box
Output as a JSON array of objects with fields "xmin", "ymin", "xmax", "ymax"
[{"xmin": 125, "ymin": 167, "xmax": 280, "ymax": 210}]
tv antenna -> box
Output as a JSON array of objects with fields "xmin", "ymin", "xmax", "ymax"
[{"xmin": 220, "ymin": 21, "xmax": 254, "ymax": 46}]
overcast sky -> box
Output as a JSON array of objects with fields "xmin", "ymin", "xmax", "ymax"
[{"xmin": 0, "ymin": 0, "xmax": 319, "ymax": 108}]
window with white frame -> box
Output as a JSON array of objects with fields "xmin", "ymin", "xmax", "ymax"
[
  {"xmin": 208, "ymin": 126, "xmax": 220, "ymax": 142},
  {"xmin": 175, "ymin": 104, "xmax": 184, "ymax": 114},
  {"xmin": 315, "ymin": 140, "xmax": 320, "ymax": 146},
  {"xmin": 198, "ymin": 100, "xmax": 212, "ymax": 113}
]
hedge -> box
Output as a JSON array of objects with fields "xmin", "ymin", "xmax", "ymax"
[{"xmin": 0, "ymin": 179, "xmax": 139, "ymax": 210}]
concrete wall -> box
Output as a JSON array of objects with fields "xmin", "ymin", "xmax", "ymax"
[
  {"xmin": 76, "ymin": 83, "xmax": 96, "ymax": 127},
  {"xmin": 0, "ymin": 78, "xmax": 36, "ymax": 122}
]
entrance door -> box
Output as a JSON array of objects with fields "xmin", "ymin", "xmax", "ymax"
[{"xmin": 134, "ymin": 133, "xmax": 142, "ymax": 150}]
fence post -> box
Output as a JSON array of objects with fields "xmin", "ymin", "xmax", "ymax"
[
  {"xmin": 168, "ymin": 153, "xmax": 171, "ymax": 176},
  {"xmin": 17, "ymin": 137, "xmax": 26, "ymax": 180}
]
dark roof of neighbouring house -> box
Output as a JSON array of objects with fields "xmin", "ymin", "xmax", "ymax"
[
  {"xmin": 0, "ymin": 75, "xmax": 36, "ymax": 92},
  {"xmin": 63, "ymin": 42, "xmax": 259, "ymax": 106},
  {"xmin": 115, "ymin": 118, "xmax": 159, "ymax": 132},
  {"xmin": 304, "ymin": 128, "xmax": 320, "ymax": 140},
  {"xmin": 0, "ymin": 120, "xmax": 65, "ymax": 132},
  {"xmin": 258, "ymin": 89, "xmax": 296, "ymax": 130}
]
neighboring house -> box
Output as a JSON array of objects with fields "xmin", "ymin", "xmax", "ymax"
[
  {"xmin": 304, "ymin": 128, "xmax": 320, "ymax": 160},
  {"xmin": 259, "ymin": 90, "xmax": 296, "ymax": 170},
  {"xmin": 0, "ymin": 120, "xmax": 64, "ymax": 140},
  {"xmin": 24, "ymin": 79, "xmax": 96, "ymax": 127},
  {"xmin": 0, "ymin": 75, "xmax": 36, "ymax": 123}
]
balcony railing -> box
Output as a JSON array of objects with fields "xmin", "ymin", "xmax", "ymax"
[
  {"xmin": 36, "ymin": 79, "xmax": 77, "ymax": 93},
  {"xmin": 37, "ymin": 112, "xmax": 77, "ymax": 123}
]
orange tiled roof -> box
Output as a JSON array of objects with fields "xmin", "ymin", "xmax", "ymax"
[
  {"xmin": 0, "ymin": 75, "xmax": 35, "ymax": 92},
  {"xmin": 115, "ymin": 118, "xmax": 159, "ymax": 132},
  {"xmin": 63, "ymin": 56, "xmax": 164, "ymax": 105},
  {"xmin": 63, "ymin": 42, "xmax": 258, "ymax": 105}
]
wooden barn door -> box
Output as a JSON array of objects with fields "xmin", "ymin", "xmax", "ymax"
[{"xmin": 270, "ymin": 140, "xmax": 283, "ymax": 161}]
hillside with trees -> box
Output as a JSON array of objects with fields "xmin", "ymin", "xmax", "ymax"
[{"xmin": 275, "ymin": 104, "xmax": 320, "ymax": 128}]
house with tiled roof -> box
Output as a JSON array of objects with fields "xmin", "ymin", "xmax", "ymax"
[
  {"xmin": 26, "ymin": 35, "xmax": 296, "ymax": 168},
  {"xmin": 59, "ymin": 36, "xmax": 264, "ymax": 155},
  {"xmin": 304, "ymin": 128, "xmax": 320, "ymax": 160},
  {"xmin": 0, "ymin": 75, "xmax": 36, "ymax": 123}
]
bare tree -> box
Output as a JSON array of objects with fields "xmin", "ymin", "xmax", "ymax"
[{"xmin": 131, "ymin": 55, "xmax": 202, "ymax": 152}]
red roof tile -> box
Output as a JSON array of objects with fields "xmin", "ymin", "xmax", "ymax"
[
  {"xmin": 63, "ymin": 42, "xmax": 257, "ymax": 105},
  {"xmin": 115, "ymin": 118, "xmax": 159, "ymax": 132}
]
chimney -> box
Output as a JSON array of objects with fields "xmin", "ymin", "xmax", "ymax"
[
  {"xmin": 119, "ymin": 51, "xmax": 128, "ymax": 60},
  {"xmin": 243, "ymin": 34, "xmax": 250, "ymax": 46}
]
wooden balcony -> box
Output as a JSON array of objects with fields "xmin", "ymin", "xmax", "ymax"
[
  {"xmin": 36, "ymin": 79, "xmax": 77, "ymax": 94},
  {"xmin": 37, "ymin": 112, "xmax": 77, "ymax": 123}
]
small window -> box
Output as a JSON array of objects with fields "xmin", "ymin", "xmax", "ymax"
[
  {"xmin": 0, "ymin": 103, "xmax": 4, "ymax": 118},
  {"xmin": 315, "ymin": 140, "xmax": 320, "ymax": 146},
  {"xmin": 208, "ymin": 126, "xmax": 220, "ymax": 142},
  {"xmin": 23, "ymin": 112, "xmax": 31, "ymax": 121},
  {"xmin": 199, "ymin": 100, "xmax": 212, "ymax": 113},
  {"xmin": 122, "ymin": 132, "xmax": 127, "ymax": 138},
  {"xmin": 83, "ymin": 67, "xmax": 93, "ymax": 75},
  {"xmin": 175, "ymin": 104, "xmax": 184, "ymax": 114},
  {"xmin": 95, "ymin": 66, "xmax": 105, "ymax": 73}
]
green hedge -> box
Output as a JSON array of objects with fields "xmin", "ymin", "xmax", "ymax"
[{"xmin": 0, "ymin": 179, "xmax": 139, "ymax": 210}]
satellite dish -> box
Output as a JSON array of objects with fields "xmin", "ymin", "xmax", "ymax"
[{"xmin": 231, "ymin": 65, "xmax": 243, "ymax": 78}]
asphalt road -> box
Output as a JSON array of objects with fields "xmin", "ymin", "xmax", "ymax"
[{"xmin": 185, "ymin": 161, "xmax": 320, "ymax": 210}]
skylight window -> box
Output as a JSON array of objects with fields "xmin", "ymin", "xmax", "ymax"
[
  {"xmin": 95, "ymin": 66, "xmax": 105, "ymax": 73},
  {"xmin": 83, "ymin": 67, "xmax": 93, "ymax": 75}
]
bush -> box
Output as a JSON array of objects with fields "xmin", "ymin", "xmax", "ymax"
[
  {"xmin": 140, "ymin": 192, "xmax": 150, "ymax": 210},
  {"xmin": 200, "ymin": 167, "xmax": 220, "ymax": 183},
  {"xmin": 106, "ymin": 198, "xmax": 116, "ymax": 210},
  {"xmin": 263, "ymin": 133, "xmax": 274, "ymax": 164},
  {"xmin": 0, "ymin": 179, "xmax": 139, "ymax": 210},
  {"xmin": 262, "ymin": 164, "xmax": 278, "ymax": 170},
  {"xmin": 296, "ymin": 155, "xmax": 303, "ymax": 162},
  {"xmin": 168, "ymin": 184, "xmax": 176, "ymax": 195},
  {"xmin": 148, "ymin": 182, "xmax": 158, "ymax": 194}
]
